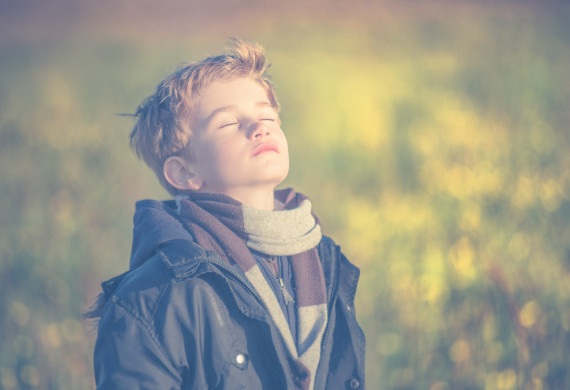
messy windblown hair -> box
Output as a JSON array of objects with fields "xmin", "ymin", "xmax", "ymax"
[{"xmin": 129, "ymin": 38, "xmax": 279, "ymax": 195}]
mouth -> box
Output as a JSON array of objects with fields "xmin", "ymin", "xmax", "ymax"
[{"xmin": 251, "ymin": 142, "xmax": 279, "ymax": 157}]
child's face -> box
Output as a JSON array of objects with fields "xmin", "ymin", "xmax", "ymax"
[{"xmin": 186, "ymin": 77, "xmax": 289, "ymax": 202}]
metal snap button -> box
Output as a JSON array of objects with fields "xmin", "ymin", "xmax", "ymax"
[
  {"xmin": 235, "ymin": 353, "xmax": 246, "ymax": 365},
  {"xmin": 349, "ymin": 378, "xmax": 360, "ymax": 389}
]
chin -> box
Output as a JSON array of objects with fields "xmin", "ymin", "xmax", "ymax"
[
  {"xmin": 263, "ymin": 165, "xmax": 289, "ymax": 182},
  {"xmin": 262, "ymin": 173, "xmax": 289, "ymax": 189},
  {"xmin": 274, "ymin": 169, "xmax": 290, "ymax": 185}
]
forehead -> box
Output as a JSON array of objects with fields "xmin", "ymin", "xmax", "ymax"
[{"xmin": 195, "ymin": 77, "xmax": 270, "ymax": 113}]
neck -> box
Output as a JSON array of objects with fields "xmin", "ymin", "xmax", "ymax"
[{"xmin": 201, "ymin": 186, "xmax": 277, "ymax": 211}]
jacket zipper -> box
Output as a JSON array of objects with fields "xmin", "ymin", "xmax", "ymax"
[
  {"xmin": 278, "ymin": 277, "xmax": 296, "ymax": 305},
  {"xmin": 197, "ymin": 256, "xmax": 299, "ymax": 388},
  {"xmin": 198, "ymin": 256, "xmax": 263, "ymax": 301},
  {"xmin": 277, "ymin": 257, "xmax": 295, "ymax": 305}
]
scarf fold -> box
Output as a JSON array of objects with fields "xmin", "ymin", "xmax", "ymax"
[{"xmin": 176, "ymin": 188, "xmax": 327, "ymax": 390}]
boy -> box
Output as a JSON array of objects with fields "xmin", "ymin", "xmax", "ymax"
[{"xmin": 90, "ymin": 39, "xmax": 365, "ymax": 390}]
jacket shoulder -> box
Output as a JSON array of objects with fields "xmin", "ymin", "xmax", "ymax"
[
  {"xmin": 102, "ymin": 239, "xmax": 212, "ymax": 324},
  {"xmin": 319, "ymin": 235, "xmax": 359, "ymax": 272}
]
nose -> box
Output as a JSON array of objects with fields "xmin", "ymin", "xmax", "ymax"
[{"xmin": 249, "ymin": 121, "xmax": 271, "ymax": 139}]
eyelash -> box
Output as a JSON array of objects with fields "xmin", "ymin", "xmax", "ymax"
[
  {"xmin": 220, "ymin": 122, "xmax": 238, "ymax": 128},
  {"xmin": 220, "ymin": 118, "xmax": 275, "ymax": 128}
]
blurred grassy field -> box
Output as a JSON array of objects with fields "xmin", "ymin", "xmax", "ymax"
[{"xmin": 1, "ymin": 1, "xmax": 569, "ymax": 389}]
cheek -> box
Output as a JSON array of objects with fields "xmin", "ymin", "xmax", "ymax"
[
  {"xmin": 192, "ymin": 140, "xmax": 224, "ymax": 175},
  {"xmin": 195, "ymin": 137, "xmax": 227, "ymax": 159},
  {"xmin": 205, "ymin": 139, "xmax": 245, "ymax": 172}
]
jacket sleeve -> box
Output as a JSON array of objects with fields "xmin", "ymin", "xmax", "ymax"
[{"xmin": 94, "ymin": 301, "xmax": 182, "ymax": 390}]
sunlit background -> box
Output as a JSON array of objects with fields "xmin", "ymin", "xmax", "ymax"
[{"xmin": 1, "ymin": 1, "xmax": 569, "ymax": 389}]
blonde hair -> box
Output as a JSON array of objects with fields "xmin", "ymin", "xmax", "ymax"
[{"xmin": 129, "ymin": 39, "xmax": 279, "ymax": 195}]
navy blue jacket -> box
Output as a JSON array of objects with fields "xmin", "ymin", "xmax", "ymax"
[{"xmin": 93, "ymin": 200, "xmax": 365, "ymax": 389}]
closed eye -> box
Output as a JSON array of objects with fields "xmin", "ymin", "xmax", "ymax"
[{"xmin": 220, "ymin": 122, "xmax": 239, "ymax": 129}]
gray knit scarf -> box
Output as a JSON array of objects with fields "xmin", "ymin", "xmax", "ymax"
[{"xmin": 176, "ymin": 188, "xmax": 326, "ymax": 390}]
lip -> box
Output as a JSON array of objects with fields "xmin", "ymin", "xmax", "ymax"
[{"xmin": 251, "ymin": 142, "xmax": 279, "ymax": 157}]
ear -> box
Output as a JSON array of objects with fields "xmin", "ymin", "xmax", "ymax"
[{"xmin": 163, "ymin": 156, "xmax": 204, "ymax": 191}]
